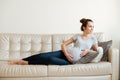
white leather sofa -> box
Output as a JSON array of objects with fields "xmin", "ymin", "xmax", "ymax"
[{"xmin": 0, "ymin": 32, "xmax": 119, "ymax": 80}]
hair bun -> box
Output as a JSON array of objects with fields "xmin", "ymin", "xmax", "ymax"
[{"xmin": 80, "ymin": 18, "xmax": 86, "ymax": 23}]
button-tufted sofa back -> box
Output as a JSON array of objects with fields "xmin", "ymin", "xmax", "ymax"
[{"xmin": 0, "ymin": 33, "xmax": 105, "ymax": 60}]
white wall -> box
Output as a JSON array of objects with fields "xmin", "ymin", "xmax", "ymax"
[{"xmin": 0, "ymin": 0, "xmax": 120, "ymax": 46}]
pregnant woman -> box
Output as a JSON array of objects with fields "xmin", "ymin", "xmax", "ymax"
[{"xmin": 9, "ymin": 18, "xmax": 98, "ymax": 65}]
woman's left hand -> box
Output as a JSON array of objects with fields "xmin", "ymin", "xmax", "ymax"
[{"xmin": 80, "ymin": 49, "xmax": 89, "ymax": 57}]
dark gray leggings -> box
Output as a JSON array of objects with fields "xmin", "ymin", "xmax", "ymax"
[{"xmin": 22, "ymin": 50, "xmax": 72, "ymax": 65}]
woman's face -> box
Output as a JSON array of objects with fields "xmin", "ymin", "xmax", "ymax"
[{"xmin": 83, "ymin": 21, "xmax": 94, "ymax": 34}]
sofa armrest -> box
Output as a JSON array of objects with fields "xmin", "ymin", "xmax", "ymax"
[{"xmin": 108, "ymin": 47, "xmax": 119, "ymax": 80}]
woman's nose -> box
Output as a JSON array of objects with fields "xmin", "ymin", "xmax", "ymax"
[{"xmin": 91, "ymin": 27, "xmax": 94, "ymax": 30}]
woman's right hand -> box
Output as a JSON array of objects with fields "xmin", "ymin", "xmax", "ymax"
[
  {"xmin": 65, "ymin": 53, "xmax": 73, "ymax": 63},
  {"xmin": 61, "ymin": 38, "xmax": 75, "ymax": 63}
]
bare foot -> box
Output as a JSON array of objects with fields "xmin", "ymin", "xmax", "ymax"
[
  {"xmin": 8, "ymin": 60, "xmax": 20, "ymax": 65},
  {"xmin": 8, "ymin": 60, "xmax": 28, "ymax": 65},
  {"xmin": 18, "ymin": 60, "xmax": 28, "ymax": 65}
]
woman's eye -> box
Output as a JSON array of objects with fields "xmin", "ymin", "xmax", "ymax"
[{"xmin": 90, "ymin": 26, "xmax": 94, "ymax": 28}]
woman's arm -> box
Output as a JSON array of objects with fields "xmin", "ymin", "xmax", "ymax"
[
  {"xmin": 80, "ymin": 44, "xmax": 98, "ymax": 57},
  {"xmin": 61, "ymin": 38, "xmax": 74, "ymax": 62},
  {"xmin": 92, "ymin": 43, "xmax": 98, "ymax": 52}
]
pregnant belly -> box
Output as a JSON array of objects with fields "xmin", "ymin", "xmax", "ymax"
[{"xmin": 67, "ymin": 47, "xmax": 82, "ymax": 62}]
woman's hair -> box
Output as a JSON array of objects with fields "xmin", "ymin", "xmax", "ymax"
[{"xmin": 80, "ymin": 18, "xmax": 93, "ymax": 31}]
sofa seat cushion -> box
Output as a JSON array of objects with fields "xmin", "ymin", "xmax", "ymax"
[
  {"xmin": 48, "ymin": 62, "xmax": 112, "ymax": 77},
  {"xmin": 0, "ymin": 61, "xmax": 47, "ymax": 78}
]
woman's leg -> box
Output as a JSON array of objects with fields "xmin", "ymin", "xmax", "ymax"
[
  {"xmin": 9, "ymin": 50, "xmax": 62, "ymax": 65},
  {"xmin": 22, "ymin": 50, "xmax": 63, "ymax": 61},
  {"xmin": 9, "ymin": 50, "xmax": 71, "ymax": 65},
  {"xmin": 23, "ymin": 50, "xmax": 70, "ymax": 65}
]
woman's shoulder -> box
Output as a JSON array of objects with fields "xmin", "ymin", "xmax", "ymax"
[
  {"xmin": 90, "ymin": 35, "xmax": 97, "ymax": 40},
  {"xmin": 72, "ymin": 34, "xmax": 81, "ymax": 40}
]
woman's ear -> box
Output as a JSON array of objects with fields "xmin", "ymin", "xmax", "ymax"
[{"xmin": 83, "ymin": 26, "xmax": 85, "ymax": 31}]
